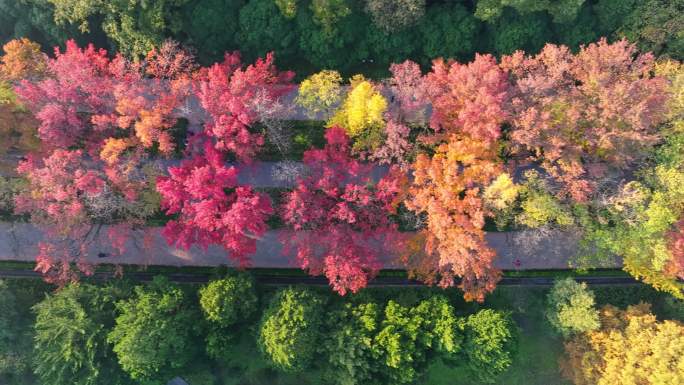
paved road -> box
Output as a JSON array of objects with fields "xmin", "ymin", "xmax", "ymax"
[{"xmin": 0, "ymin": 222, "xmax": 619, "ymax": 270}]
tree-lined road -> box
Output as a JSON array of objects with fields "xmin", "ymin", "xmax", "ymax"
[{"xmin": 0, "ymin": 222, "xmax": 619, "ymax": 270}]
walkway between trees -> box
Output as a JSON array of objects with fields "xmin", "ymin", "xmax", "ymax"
[{"xmin": 0, "ymin": 222, "xmax": 620, "ymax": 270}]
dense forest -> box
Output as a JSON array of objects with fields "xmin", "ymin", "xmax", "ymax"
[{"xmin": 1, "ymin": 0, "xmax": 681, "ymax": 78}]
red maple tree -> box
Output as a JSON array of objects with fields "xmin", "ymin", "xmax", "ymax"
[
  {"xmin": 281, "ymin": 126, "xmax": 404, "ymax": 294},
  {"xmin": 15, "ymin": 149, "xmax": 156, "ymax": 284},
  {"xmin": 156, "ymin": 140, "xmax": 273, "ymax": 265},
  {"xmin": 194, "ymin": 52, "xmax": 294, "ymax": 161}
]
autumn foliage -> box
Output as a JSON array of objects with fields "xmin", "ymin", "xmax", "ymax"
[
  {"xmin": 425, "ymin": 53, "xmax": 510, "ymax": 143},
  {"xmin": 561, "ymin": 303, "xmax": 684, "ymax": 385},
  {"xmin": 3, "ymin": 37, "xmax": 682, "ymax": 301},
  {"xmin": 195, "ymin": 51, "xmax": 295, "ymax": 161},
  {"xmin": 14, "ymin": 149, "xmax": 156, "ymax": 284},
  {"xmin": 281, "ymin": 126, "xmax": 403, "ymax": 295},
  {"xmin": 157, "ymin": 141, "xmax": 273, "ymax": 265},
  {"xmin": 0, "ymin": 38, "xmax": 48, "ymax": 82},
  {"xmin": 502, "ymin": 39, "xmax": 668, "ymax": 201},
  {"xmin": 15, "ymin": 40, "xmax": 116, "ymax": 149},
  {"xmin": 406, "ymin": 137, "xmax": 503, "ymax": 301}
]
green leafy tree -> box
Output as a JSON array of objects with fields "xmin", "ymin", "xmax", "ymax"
[
  {"xmin": 310, "ymin": 0, "xmax": 351, "ymax": 36},
  {"xmin": 552, "ymin": 2, "xmax": 599, "ymax": 49},
  {"xmin": 485, "ymin": 8, "xmax": 553, "ymax": 55},
  {"xmin": 258, "ymin": 287, "xmax": 325, "ymax": 372},
  {"xmin": 238, "ymin": 0, "xmax": 299, "ymax": 61},
  {"xmin": 373, "ymin": 296, "xmax": 461, "ymax": 384},
  {"xmin": 462, "ymin": 309, "xmax": 517, "ymax": 383},
  {"xmin": 546, "ymin": 278, "xmax": 600, "ymax": 337},
  {"xmin": 516, "ymin": 171, "xmax": 575, "ymax": 229},
  {"xmin": 322, "ymin": 302, "xmax": 380, "ymax": 385},
  {"xmin": 182, "ymin": 0, "xmax": 244, "ymax": 63},
  {"xmin": 296, "ymin": 69, "xmax": 344, "ymax": 119},
  {"xmin": 295, "ymin": 4, "xmax": 367, "ymax": 71},
  {"xmin": 32, "ymin": 283, "xmax": 130, "ymax": 385},
  {"xmin": 199, "ymin": 274, "xmax": 258, "ymax": 326},
  {"xmin": 364, "ymin": 0, "xmax": 425, "ymax": 33},
  {"xmin": 275, "ymin": 0, "xmax": 299, "ymax": 18},
  {"xmin": 593, "ymin": 0, "xmax": 637, "ymax": 37},
  {"xmin": 362, "ymin": 21, "xmax": 419, "ymax": 70},
  {"xmin": 475, "ymin": 0, "xmax": 586, "ymax": 24},
  {"xmin": 199, "ymin": 274, "xmax": 258, "ymax": 360},
  {"xmin": 0, "ymin": 0, "xmax": 74, "ymax": 47},
  {"xmin": 107, "ymin": 277, "xmax": 200, "ymax": 384},
  {"xmin": 47, "ymin": 0, "xmax": 191, "ymax": 57},
  {"xmin": 618, "ymin": 0, "xmax": 684, "ymax": 60},
  {"xmin": 589, "ymin": 167, "xmax": 684, "ymax": 298},
  {"xmin": 418, "ymin": 3, "xmax": 480, "ymax": 62}
]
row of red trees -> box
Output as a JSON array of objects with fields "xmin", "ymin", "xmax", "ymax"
[{"xmin": 1, "ymin": 37, "xmax": 677, "ymax": 300}]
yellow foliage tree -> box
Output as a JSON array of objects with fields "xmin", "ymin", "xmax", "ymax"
[
  {"xmin": 328, "ymin": 75, "xmax": 387, "ymax": 151},
  {"xmin": 561, "ymin": 303, "xmax": 684, "ymax": 385},
  {"xmin": 296, "ymin": 70, "xmax": 343, "ymax": 119},
  {"xmin": 484, "ymin": 173, "xmax": 519, "ymax": 211}
]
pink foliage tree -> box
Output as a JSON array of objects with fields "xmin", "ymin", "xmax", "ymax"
[
  {"xmin": 386, "ymin": 60, "xmax": 429, "ymax": 125},
  {"xmin": 370, "ymin": 60, "xmax": 429, "ymax": 168},
  {"xmin": 194, "ymin": 52, "xmax": 294, "ymax": 161},
  {"xmin": 156, "ymin": 141, "xmax": 273, "ymax": 265},
  {"xmin": 15, "ymin": 40, "xmax": 117, "ymax": 150},
  {"xmin": 501, "ymin": 39, "xmax": 668, "ymax": 202},
  {"xmin": 424, "ymin": 53, "xmax": 511, "ymax": 143},
  {"xmin": 15, "ymin": 149, "xmax": 154, "ymax": 284},
  {"xmin": 281, "ymin": 126, "xmax": 403, "ymax": 295}
]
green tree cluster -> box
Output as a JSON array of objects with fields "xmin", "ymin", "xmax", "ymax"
[
  {"xmin": 258, "ymin": 288, "xmax": 518, "ymax": 384},
  {"xmin": 32, "ymin": 282, "xmax": 132, "ymax": 385},
  {"xmin": 199, "ymin": 273, "xmax": 259, "ymax": 360},
  {"xmin": 2, "ymin": 0, "xmax": 681, "ymax": 77}
]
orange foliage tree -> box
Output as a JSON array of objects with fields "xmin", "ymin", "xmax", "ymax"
[
  {"xmin": 0, "ymin": 38, "xmax": 48, "ymax": 82},
  {"xmin": 403, "ymin": 54, "xmax": 511, "ymax": 301},
  {"xmin": 406, "ymin": 136, "xmax": 503, "ymax": 301}
]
